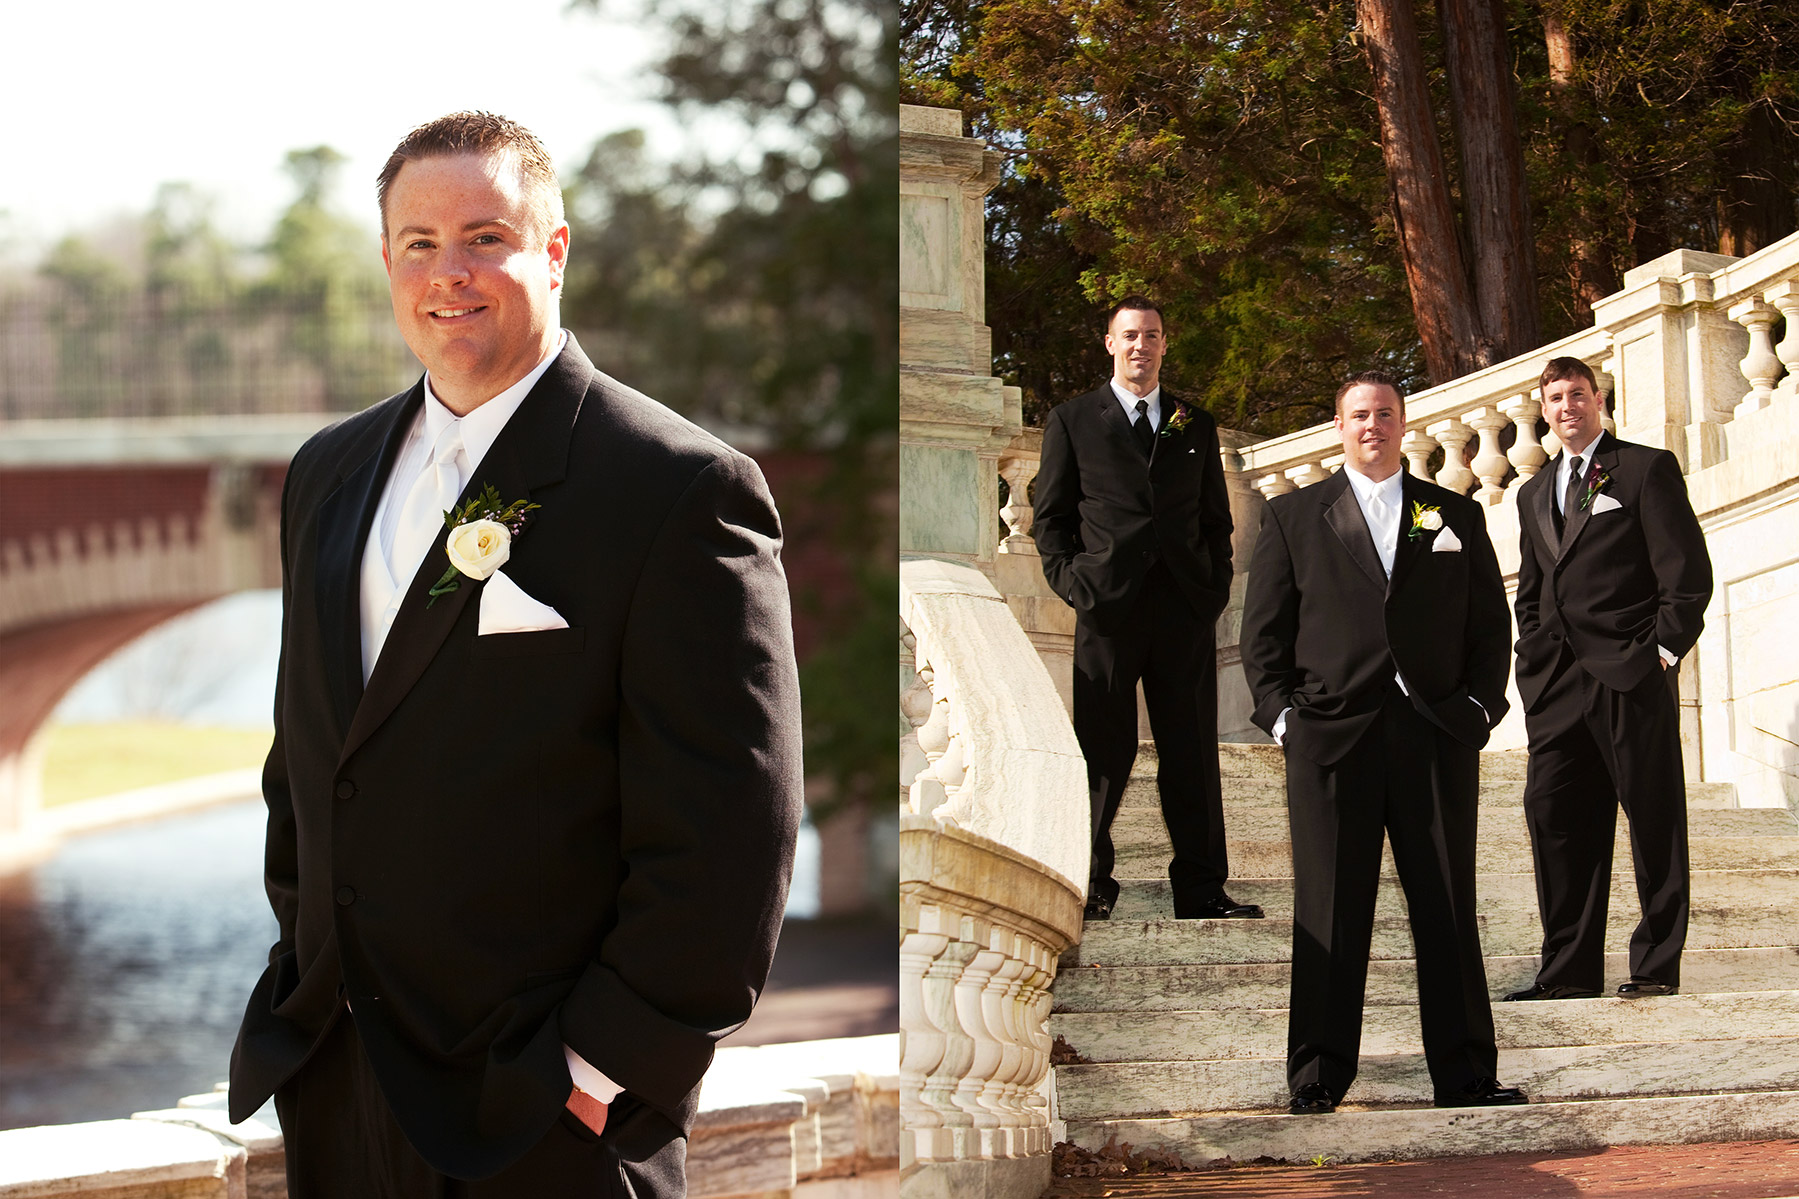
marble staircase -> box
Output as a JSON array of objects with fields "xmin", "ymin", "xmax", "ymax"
[{"xmin": 1050, "ymin": 742, "xmax": 1799, "ymax": 1164}]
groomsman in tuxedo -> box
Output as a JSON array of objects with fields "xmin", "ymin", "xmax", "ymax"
[
  {"xmin": 1241, "ymin": 371, "xmax": 1522, "ymax": 1113},
  {"xmin": 1033, "ymin": 296, "xmax": 1256, "ymax": 922},
  {"xmin": 1505, "ymin": 356, "xmax": 1712, "ymax": 1001}
]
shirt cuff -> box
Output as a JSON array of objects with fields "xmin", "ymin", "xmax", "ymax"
[
  {"xmin": 1658, "ymin": 645, "xmax": 1677, "ymax": 667},
  {"xmin": 565, "ymin": 1044, "xmax": 624, "ymax": 1103},
  {"xmin": 1273, "ymin": 707, "xmax": 1290, "ymax": 746},
  {"xmin": 1470, "ymin": 696, "xmax": 1487, "ymax": 721}
]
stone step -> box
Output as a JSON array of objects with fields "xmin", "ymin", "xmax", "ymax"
[
  {"xmin": 1065, "ymin": 900, "xmax": 1799, "ymax": 967},
  {"xmin": 1144, "ymin": 745, "xmax": 1534, "ymax": 786},
  {"xmin": 1113, "ymin": 832, "xmax": 1799, "ymax": 880},
  {"xmin": 1110, "ymin": 869, "xmax": 1799, "ymax": 921},
  {"xmin": 1050, "ymin": 948, "xmax": 1799, "ymax": 1013},
  {"xmin": 1054, "ymin": 1034, "xmax": 1799, "ymax": 1118},
  {"xmin": 1052, "ymin": 990, "xmax": 1799, "ymax": 1063},
  {"xmin": 1108, "ymin": 804, "xmax": 1790, "ymax": 848},
  {"xmin": 1060, "ymin": 1089, "xmax": 1799, "ymax": 1166},
  {"xmin": 1119, "ymin": 775, "xmax": 1741, "ymax": 813}
]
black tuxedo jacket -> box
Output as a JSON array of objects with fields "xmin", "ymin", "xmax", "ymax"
[
  {"xmin": 1513, "ymin": 432, "xmax": 1712, "ymax": 711},
  {"xmin": 1241, "ymin": 470, "xmax": 1510, "ymax": 765},
  {"xmin": 1034, "ymin": 385, "xmax": 1233, "ymax": 624},
  {"xmin": 228, "ymin": 336, "xmax": 803, "ymax": 1185}
]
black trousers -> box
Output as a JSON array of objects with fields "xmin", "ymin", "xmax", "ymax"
[
  {"xmin": 275, "ymin": 1012, "xmax": 616, "ymax": 1198},
  {"xmin": 1285, "ymin": 691, "xmax": 1497, "ymax": 1101},
  {"xmin": 1072, "ymin": 563, "xmax": 1228, "ymax": 909},
  {"xmin": 1521, "ymin": 648, "xmax": 1689, "ymax": 989}
]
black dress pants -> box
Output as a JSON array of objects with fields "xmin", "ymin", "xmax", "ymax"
[
  {"xmin": 1522, "ymin": 648, "xmax": 1689, "ymax": 989},
  {"xmin": 1072, "ymin": 562, "xmax": 1228, "ymax": 909},
  {"xmin": 1285, "ymin": 691, "xmax": 1497, "ymax": 1101},
  {"xmin": 275, "ymin": 1011, "xmax": 616, "ymax": 1198}
]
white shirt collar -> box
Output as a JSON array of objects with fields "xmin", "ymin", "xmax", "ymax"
[
  {"xmin": 421, "ymin": 329, "xmax": 568, "ymax": 471},
  {"xmin": 1109, "ymin": 380, "xmax": 1162, "ymax": 425},
  {"xmin": 1343, "ymin": 462, "xmax": 1404, "ymax": 508},
  {"xmin": 1560, "ymin": 429, "xmax": 1602, "ymax": 465}
]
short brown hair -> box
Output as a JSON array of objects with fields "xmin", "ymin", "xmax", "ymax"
[
  {"xmin": 1539, "ymin": 356, "xmax": 1598, "ymax": 394},
  {"xmin": 1106, "ymin": 295, "xmax": 1164, "ymax": 330},
  {"xmin": 376, "ymin": 111, "xmax": 564, "ymax": 242},
  {"xmin": 1334, "ymin": 369, "xmax": 1404, "ymax": 412}
]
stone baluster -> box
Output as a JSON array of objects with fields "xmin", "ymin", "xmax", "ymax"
[
  {"xmin": 1427, "ymin": 418, "xmax": 1475, "ymax": 495},
  {"xmin": 1286, "ymin": 462, "xmax": 1328, "ymax": 490},
  {"xmin": 1253, "ymin": 474, "xmax": 1296, "ymax": 501},
  {"xmin": 952, "ymin": 945, "xmax": 1007, "ymax": 1144},
  {"xmin": 899, "ymin": 930, "xmax": 952, "ymax": 1161},
  {"xmin": 977, "ymin": 946, "xmax": 1029, "ymax": 1152},
  {"xmin": 1767, "ymin": 282, "xmax": 1799, "ymax": 404},
  {"xmin": 1401, "ymin": 428, "xmax": 1438, "ymax": 481},
  {"xmin": 1465, "ymin": 406, "xmax": 1511, "ymax": 505},
  {"xmin": 1593, "ymin": 339, "xmax": 1619, "ymax": 433},
  {"xmin": 909, "ymin": 676, "xmax": 952, "ymax": 816},
  {"xmin": 916, "ymin": 935, "xmax": 979, "ymax": 1159},
  {"xmin": 1730, "ymin": 297, "xmax": 1780, "ymax": 415},
  {"xmin": 1321, "ymin": 453, "xmax": 1345, "ymax": 475},
  {"xmin": 997, "ymin": 453, "xmax": 1040, "ymax": 554},
  {"xmin": 1539, "ymin": 393, "xmax": 1563, "ymax": 461},
  {"xmin": 1500, "ymin": 394, "xmax": 1547, "ymax": 501}
]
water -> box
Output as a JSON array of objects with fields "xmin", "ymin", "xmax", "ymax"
[{"xmin": 0, "ymin": 800, "xmax": 276, "ymax": 1130}]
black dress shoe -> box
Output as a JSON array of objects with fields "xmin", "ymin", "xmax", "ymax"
[
  {"xmin": 1083, "ymin": 895, "xmax": 1114, "ymax": 921},
  {"xmin": 1175, "ymin": 893, "xmax": 1265, "ymax": 920},
  {"xmin": 1501, "ymin": 981, "xmax": 1601, "ymax": 1001},
  {"xmin": 1617, "ymin": 978, "xmax": 1678, "ymax": 997},
  {"xmin": 1288, "ymin": 1082, "xmax": 1335, "ymax": 1114},
  {"xmin": 1434, "ymin": 1077, "xmax": 1527, "ymax": 1108}
]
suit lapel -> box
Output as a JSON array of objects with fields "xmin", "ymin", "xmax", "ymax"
[
  {"xmin": 314, "ymin": 384, "xmax": 424, "ymax": 739},
  {"xmin": 1322, "ymin": 471, "xmax": 1387, "ymax": 591},
  {"xmin": 1094, "ymin": 388, "xmax": 1141, "ymax": 462},
  {"xmin": 337, "ymin": 339, "xmax": 590, "ymax": 766},
  {"xmin": 1556, "ymin": 432, "xmax": 1614, "ymax": 563},
  {"xmin": 1387, "ymin": 474, "xmax": 1427, "ymax": 596},
  {"xmin": 1526, "ymin": 462, "xmax": 1557, "ymax": 562}
]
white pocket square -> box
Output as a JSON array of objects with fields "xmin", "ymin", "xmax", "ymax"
[
  {"xmin": 478, "ymin": 569, "xmax": 569, "ymax": 635},
  {"xmin": 1589, "ymin": 493, "xmax": 1623, "ymax": 514},
  {"xmin": 1432, "ymin": 525, "xmax": 1463, "ymax": 553}
]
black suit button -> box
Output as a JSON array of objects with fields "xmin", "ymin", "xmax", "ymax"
[
  {"xmin": 335, "ymin": 780, "xmax": 356, "ymax": 799},
  {"xmin": 335, "ymin": 886, "xmax": 357, "ymax": 907},
  {"xmin": 1549, "ymin": 631, "xmax": 1561, "ymax": 641}
]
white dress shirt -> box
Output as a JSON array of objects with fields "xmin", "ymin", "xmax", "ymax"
[
  {"xmin": 350, "ymin": 330, "xmax": 621, "ymax": 1105},
  {"xmin": 1109, "ymin": 380, "xmax": 1162, "ymax": 431}
]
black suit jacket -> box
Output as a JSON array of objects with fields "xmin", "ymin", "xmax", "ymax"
[
  {"xmin": 1241, "ymin": 470, "xmax": 1511, "ymax": 765},
  {"xmin": 229, "ymin": 336, "xmax": 803, "ymax": 1185},
  {"xmin": 1513, "ymin": 431, "xmax": 1712, "ymax": 711},
  {"xmin": 1034, "ymin": 385, "xmax": 1233, "ymax": 624}
]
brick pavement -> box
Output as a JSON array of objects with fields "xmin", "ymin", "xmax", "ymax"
[{"xmin": 1046, "ymin": 1140, "xmax": 1799, "ymax": 1197}]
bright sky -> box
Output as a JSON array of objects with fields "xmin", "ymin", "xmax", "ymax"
[{"xmin": 6, "ymin": 0, "xmax": 727, "ymax": 263}]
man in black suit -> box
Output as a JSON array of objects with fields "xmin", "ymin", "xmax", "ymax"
[
  {"xmin": 1241, "ymin": 371, "xmax": 1523, "ymax": 1113},
  {"xmin": 1505, "ymin": 356, "xmax": 1712, "ymax": 1002},
  {"xmin": 228, "ymin": 112, "xmax": 802, "ymax": 1196},
  {"xmin": 1033, "ymin": 296, "xmax": 1256, "ymax": 922}
]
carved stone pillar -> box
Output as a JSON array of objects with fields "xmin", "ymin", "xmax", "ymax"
[
  {"xmin": 1253, "ymin": 474, "xmax": 1296, "ymax": 501},
  {"xmin": 1427, "ymin": 418, "xmax": 1475, "ymax": 496},
  {"xmin": 998, "ymin": 452, "xmax": 1040, "ymax": 555},
  {"xmin": 1285, "ymin": 462, "xmax": 1328, "ymax": 490},
  {"xmin": 1465, "ymin": 406, "xmax": 1510, "ymax": 505},
  {"xmin": 1500, "ymin": 394, "xmax": 1546, "ymax": 501},
  {"xmin": 1401, "ymin": 428, "xmax": 1438, "ymax": 481},
  {"xmin": 1729, "ymin": 297, "xmax": 1781, "ymax": 415},
  {"xmin": 1766, "ymin": 282, "xmax": 1799, "ymax": 405}
]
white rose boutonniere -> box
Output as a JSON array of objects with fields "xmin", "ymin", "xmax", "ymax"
[
  {"xmin": 1408, "ymin": 501, "xmax": 1444, "ymax": 540},
  {"xmin": 426, "ymin": 483, "xmax": 542, "ymax": 608}
]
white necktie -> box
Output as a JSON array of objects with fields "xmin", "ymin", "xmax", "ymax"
[
  {"xmin": 1369, "ymin": 490, "xmax": 1396, "ymax": 577},
  {"xmin": 390, "ymin": 422, "xmax": 466, "ymax": 595}
]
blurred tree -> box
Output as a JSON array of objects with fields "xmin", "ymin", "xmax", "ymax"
[{"xmin": 565, "ymin": 0, "xmax": 898, "ymax": 835}]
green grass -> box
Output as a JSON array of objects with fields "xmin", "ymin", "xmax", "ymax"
[{"xmin": 40, "ymin": 721, "xmax": 273, "ymax": 807}]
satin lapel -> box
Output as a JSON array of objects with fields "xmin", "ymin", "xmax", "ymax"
[
  {"xmin": 1526, "ymin": 461, "xmax": 1557, "ymax": 562},
  {"xmin": 313, "ymin": 384, "xmax": 424, "ymax": 740},
  {"xmin": 1322, "ymin": 472, "xmax": 1387, "ymax": 591},
  {"xmin": 1556, "ymin": 433, "xmax": 1614, "ymax": 563},
  {"xmin": 338, "ymin": 340, "xmax": 589, "ymax": 766},
  {"xmin": 1096, "ymin": 389, "xmax": 1139, "ymax": 460},
  {"xmin": 1387, "ymin": 475, "xmax": 1428, "ymax": 597}
]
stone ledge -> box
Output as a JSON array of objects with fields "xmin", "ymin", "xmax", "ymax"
[{"xmin": 0, "ymin": 1119, "xmax": 246, "ymax": 1199}]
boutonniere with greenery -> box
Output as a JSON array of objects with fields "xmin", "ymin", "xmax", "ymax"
[
  {"xmin": 1577, "ymin": 468, "xmax": 1613, "ymax": 511},
  {"xmin": 1407, "ymin": 500, "xmax": 1444, "ymax": 541},
  {"xmin": 426, "ymin": 484, "xmax": 541, "ymax": 608},
  {"xmin": 1160, "ymin": 401, "xmax": 1194, "ymax": 438}
]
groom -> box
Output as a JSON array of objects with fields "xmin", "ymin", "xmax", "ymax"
[{"xmin": 229, "ymin": 112, "xmax": 803, "ymax": 1195}]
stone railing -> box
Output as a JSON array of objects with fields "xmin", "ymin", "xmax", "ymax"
[
  {"xmin": 0, "ymin": 1035, "xmax": 899, "ymax": 1199},
  {"xmin": 899, "ymin": 556, "xmax": 1087, "ymax": 1199}
]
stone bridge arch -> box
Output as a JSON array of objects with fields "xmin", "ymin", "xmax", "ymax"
[{"xmin": 0, "ymin": 418, "xmax": 320, "ymax": 857}]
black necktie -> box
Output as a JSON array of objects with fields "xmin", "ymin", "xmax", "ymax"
[
  {"xmin": 1558, "ymin": 454, "xmax": 1583, "ymax": 540},
  {"xmin": 1132, "ymin": 400, "xmax": 1155, "ymax": 459}
]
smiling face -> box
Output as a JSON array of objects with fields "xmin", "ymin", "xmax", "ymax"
[
  {"xmin": 1541, "ymin": 373, "xmax": 1604, "ymax": 456},
  {"xmin": 1105, "ymin": 307, "xmax": 1167, "ymax": 396},
  {"xmin": 381, "ymin": 151, "xmax": 569, "ymax": 414},
  {"xmin": 1335, "ymin": 381, "xmax": 1405, "ymax": 481}
]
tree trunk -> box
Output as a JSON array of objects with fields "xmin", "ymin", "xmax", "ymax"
[
  {"xmin": 1439, "ymin": 0, "xmax": 1538, "ymax": 364},
  {"xmin": 1717, "ymin": 102, "xmax": 1797, "ymax": 257},
  {"xmin": 1358, "ymin": 0, "xmax": 1484, "ymax": 383},
  {"xmin": 1542, "ymin": 10, "xmax": 1618, "ymax": 319}
]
